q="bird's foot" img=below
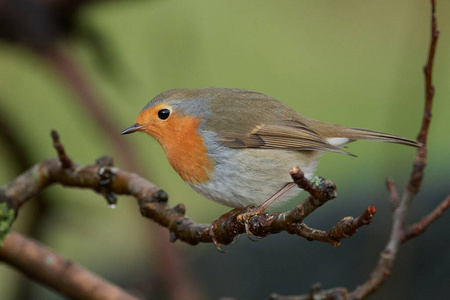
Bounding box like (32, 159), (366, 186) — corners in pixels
(236, 182), (298, 235)
(236, 205), (264, 235)
(208, 207), (245, 252)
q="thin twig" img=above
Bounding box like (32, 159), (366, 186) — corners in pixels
(326, 206), (376, 245)
(386, 178), (399, 210)
(51, 130), (72, 169)
(402, 195), (450, 243)
(290, 166), (337, 202)
(408, 0), (439, 194)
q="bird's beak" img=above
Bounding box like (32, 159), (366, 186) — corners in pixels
(121, 123), (145, 135)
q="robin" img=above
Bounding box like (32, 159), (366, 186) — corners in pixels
(122, 88), (420, 216)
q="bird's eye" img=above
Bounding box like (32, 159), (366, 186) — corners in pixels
(158, 108), (170, 120)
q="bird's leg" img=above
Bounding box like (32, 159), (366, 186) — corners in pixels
(237, 182), (298, 235)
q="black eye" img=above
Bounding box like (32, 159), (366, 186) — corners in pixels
(158, 109), (170, 120)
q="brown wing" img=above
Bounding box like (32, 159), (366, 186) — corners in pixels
(218, 120), (355, 156)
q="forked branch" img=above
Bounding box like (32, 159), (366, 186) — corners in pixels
(271, 1), (447, 299)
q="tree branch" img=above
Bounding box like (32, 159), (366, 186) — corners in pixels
(0, 130), (372, 249)
(272, 1), (446, 299)
(348, 1), (440, 299)
(402, 195), (450, 243)
(408, 0), (439, 195)
(0, 231), (140, 300)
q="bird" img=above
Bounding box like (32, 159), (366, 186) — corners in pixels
(121, 88), (421, 214)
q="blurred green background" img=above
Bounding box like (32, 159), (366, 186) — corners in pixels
(0, 0), (449, 299)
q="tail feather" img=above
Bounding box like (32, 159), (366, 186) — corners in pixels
(341, 127), (422, 148)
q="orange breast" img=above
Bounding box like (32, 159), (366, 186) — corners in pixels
(136, 107), (213, 184)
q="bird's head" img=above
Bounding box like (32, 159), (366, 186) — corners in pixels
(121, 89), (210, 141)
(121, 89), (214, 183)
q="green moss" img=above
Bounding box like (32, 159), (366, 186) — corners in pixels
(310, 176), (324, 187)
(0, 202), (15, 247)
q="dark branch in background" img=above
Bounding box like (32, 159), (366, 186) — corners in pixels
(270, 1), (448, 299)
(0, 232), (140, 300)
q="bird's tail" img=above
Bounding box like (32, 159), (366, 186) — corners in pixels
(340, 127), (422, 148)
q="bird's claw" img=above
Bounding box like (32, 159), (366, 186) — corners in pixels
(207, 223), (227, 253)
(212, 236), (227, 253)
(236, 208), (263, 236)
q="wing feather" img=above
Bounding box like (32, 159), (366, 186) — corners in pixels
(218, 120), (355, 156)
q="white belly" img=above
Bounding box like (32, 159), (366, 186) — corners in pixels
(187, 136), (322, 208)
